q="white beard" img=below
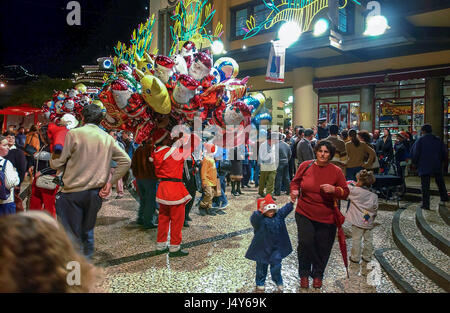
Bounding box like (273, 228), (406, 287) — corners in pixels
(173, 85), (195, 104)
(171, 55), (188, 75)
(154, 67), (173, 84)
(189, 61), (209, 81)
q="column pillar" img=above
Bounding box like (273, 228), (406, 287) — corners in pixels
(292, 67), (317, 129)
(360, 85), (374, 132)
(425, 77), (444, 139)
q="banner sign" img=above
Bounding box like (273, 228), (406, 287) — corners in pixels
(266, 40), (286, 84)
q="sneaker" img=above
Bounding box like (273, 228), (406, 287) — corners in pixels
(142, 224), (158, 230)
(219, 202), (229, 210)
(349, 260), (360, 274)
(361, 260), (371, 276)
(215, 209), (226, 215)
(183, 221), (189, 227)
(207, 210), (217, 216)
(255, 286), (265, 293)
(199, 208), (207, 216)
(169, 249), (189, 257)
(156, 247), (169, 254)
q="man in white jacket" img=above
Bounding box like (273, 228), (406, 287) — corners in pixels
(0, 135), (20, 216)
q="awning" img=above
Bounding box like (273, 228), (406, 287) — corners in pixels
(0, 104), (42, 116)
(314, 65), (450, 89)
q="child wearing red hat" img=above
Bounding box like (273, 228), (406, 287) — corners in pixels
(245, 195), (295, 293)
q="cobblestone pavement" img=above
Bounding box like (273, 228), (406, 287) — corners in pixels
(88, 183), (444, 293)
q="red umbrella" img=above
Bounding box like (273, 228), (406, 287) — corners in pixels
(334, 200), (349, 278)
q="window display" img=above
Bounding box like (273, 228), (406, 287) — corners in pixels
(318, 93), (360, 130)
(375, 80), (425, 135)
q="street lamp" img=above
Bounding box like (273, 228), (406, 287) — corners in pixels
(364, 15), (389, 36)
(278, 21), (302, 48)
(0, 82), (5, 88)
(313, 18), (329, 36)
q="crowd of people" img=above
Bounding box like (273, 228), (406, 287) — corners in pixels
(0, 106), (449, 292)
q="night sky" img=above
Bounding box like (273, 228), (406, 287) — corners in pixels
(0, 0), (150, 78)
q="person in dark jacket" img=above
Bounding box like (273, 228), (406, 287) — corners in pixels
(131, 139), (159, 229)
(378, 129), (394, 175)
(275, 133), (292, 196)
(317, 118), (329, 140)
(4, 131), (27, 212)
(245, 194), (294, 293)
(411, 124), (449, 210)
(394, 132), (410, 195)
(15, 127), (26, 149)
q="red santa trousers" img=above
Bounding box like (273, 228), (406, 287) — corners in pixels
(156, 203), (185, 246)
(29, 178), (58, 218)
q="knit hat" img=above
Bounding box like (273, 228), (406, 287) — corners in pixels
(257, 194), (278, 214)
(151, 128), (169, 145)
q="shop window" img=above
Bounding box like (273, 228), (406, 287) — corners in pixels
(399, 89), (425, 98)
(230, 1), (274, 40)
(318, 93), (360, 130)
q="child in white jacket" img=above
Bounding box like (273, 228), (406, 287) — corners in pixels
(0, 136), (20, 216)
(347, 169), (378, 275)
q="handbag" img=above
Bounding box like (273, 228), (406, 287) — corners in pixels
(24, 144), (37, 155)
(35, 145), (57, 190)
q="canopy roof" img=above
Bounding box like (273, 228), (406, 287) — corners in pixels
(0, 104), (42, 116)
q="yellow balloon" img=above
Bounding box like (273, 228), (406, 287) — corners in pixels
(75, 83), (87, 93)
(92, 100), (106, 111)
(139, 73), (171, 115)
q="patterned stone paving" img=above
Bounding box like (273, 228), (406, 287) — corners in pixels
(91, 182), (443, 293)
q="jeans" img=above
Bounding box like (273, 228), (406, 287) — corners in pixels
(255, 262), (282, 287)
(0, 202), (16, 217)
(213, 174), (228, 207)
(55, 189), (102, 259)
(136, 178), (158, 227)
(275, 163), (290, 195)
(346, 166), (364, 181)
(295, 213), (336, 279)
(420, 172), (449, 208)
(254, 163), (260, 186)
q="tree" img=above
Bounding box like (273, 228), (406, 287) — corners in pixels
(4, 76), (74, 108)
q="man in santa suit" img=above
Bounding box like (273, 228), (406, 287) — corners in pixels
(150, 129), (200, 257)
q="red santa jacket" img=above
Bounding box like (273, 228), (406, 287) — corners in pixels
(151, 134), (200, 205)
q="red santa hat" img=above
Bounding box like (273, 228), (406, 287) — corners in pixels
(194, 52), (212, 69)
(151, 128), (169, 144)
(257, 194), (278, 214)
(182, 41), (196, 52)
(178, 74), (200, 90)
(155, 55), (175, 69)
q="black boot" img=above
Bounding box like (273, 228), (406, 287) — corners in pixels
(237, 182), (243, 195)
(231, 181), (238, 196)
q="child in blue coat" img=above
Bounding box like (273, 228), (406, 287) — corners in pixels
(245, 194), (294, 293)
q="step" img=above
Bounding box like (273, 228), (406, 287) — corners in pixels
(438, 204), (450, 226)
(392, 208), (450, 292)
(374, 248), (444, 293)
(416, 207), (450, 256)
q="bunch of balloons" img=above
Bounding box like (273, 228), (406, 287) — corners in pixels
(42, 83), (100, 124)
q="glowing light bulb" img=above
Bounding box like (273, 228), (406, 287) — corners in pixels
(278, 21), (302, 48)
(313, 18), (329, 36)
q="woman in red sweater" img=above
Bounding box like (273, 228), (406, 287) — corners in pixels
(290, 140), (349, 289)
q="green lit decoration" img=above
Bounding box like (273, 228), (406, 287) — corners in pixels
(169, 0), (223, 55)
(243, 0), (361, 39)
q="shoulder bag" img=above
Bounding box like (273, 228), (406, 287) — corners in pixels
(35, 145), (57, 190)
